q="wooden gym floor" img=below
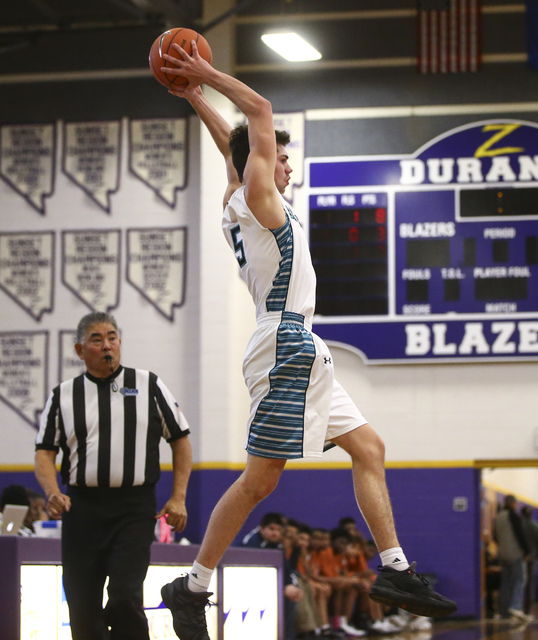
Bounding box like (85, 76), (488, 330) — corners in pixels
(385, 612), (538, 640)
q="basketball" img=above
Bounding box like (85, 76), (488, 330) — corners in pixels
(149, 28), (213, 88)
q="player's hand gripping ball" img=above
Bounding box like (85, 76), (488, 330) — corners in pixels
(149, 27), (212, 88)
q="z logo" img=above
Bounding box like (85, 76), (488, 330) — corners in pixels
(475, 124), (524, 158)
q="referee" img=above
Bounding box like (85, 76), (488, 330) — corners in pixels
(35, 311), (193, 640)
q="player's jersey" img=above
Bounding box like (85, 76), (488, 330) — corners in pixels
(222, 186), (316, 322)
(223, 185), (367, 460)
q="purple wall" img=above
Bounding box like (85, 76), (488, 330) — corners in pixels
(173, 466), (481, 618)
(0, 471), (44, 497)
(1, 465), (481, 617)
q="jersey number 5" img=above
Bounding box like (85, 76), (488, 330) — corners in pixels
(231, 225), (247, 267)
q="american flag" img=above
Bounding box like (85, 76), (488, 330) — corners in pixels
(417, 0), (482, 73)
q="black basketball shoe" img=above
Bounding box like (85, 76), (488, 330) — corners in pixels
(161, 575), (213, 640)
(369, 562), (457, 618)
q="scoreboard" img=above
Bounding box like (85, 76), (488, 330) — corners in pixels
(310, 195), (389, 317)
(308, 120), (538, 363)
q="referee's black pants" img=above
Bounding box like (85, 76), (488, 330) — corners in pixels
(62, 485), (157, 640)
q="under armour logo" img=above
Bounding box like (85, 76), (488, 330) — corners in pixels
(323, 357), (332, 364)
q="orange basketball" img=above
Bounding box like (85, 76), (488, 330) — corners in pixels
(149, 27), (212, 88)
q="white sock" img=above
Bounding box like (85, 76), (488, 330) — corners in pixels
(188, 561), (213, 592)
(380, 547), (409, 571)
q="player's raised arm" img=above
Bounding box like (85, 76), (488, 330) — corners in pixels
(170, 84), (241, 208)
(163, 42), (284, 228)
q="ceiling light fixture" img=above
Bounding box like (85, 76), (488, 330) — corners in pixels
(261, 33), (322, 62)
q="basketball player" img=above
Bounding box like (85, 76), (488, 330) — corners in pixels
(159, 43), (457, 640)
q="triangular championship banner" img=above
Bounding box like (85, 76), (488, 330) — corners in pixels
(417, 0), (482, 73)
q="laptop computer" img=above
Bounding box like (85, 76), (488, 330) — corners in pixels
(1, 504), (29, 535)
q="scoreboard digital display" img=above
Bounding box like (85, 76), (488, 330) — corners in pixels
(308, 120), (538, 363)
(310, 196), (388, 316)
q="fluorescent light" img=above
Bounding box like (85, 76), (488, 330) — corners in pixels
(261, 33), (322, 62)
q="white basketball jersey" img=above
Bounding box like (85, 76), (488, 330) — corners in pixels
(222, 186), (316, 322)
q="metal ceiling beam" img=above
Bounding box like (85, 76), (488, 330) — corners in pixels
(0, 0), (166, 39)
(129, 0), (199, 28)
(0, 21), (162, 36)
(102, 0), (148, 19)
(197, 0), (264, 33)
(27, 0), (61, 22)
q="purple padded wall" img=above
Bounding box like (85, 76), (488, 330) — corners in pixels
(1, 466), (481, 617)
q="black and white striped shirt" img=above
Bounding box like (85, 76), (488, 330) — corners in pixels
(36, 365), (190, 488)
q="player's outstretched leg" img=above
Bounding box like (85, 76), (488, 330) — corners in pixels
(161, 576), (212, 640)
(370, 562), (457, 618)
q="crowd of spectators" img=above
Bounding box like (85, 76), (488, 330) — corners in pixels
(240, 513), (434, 639)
